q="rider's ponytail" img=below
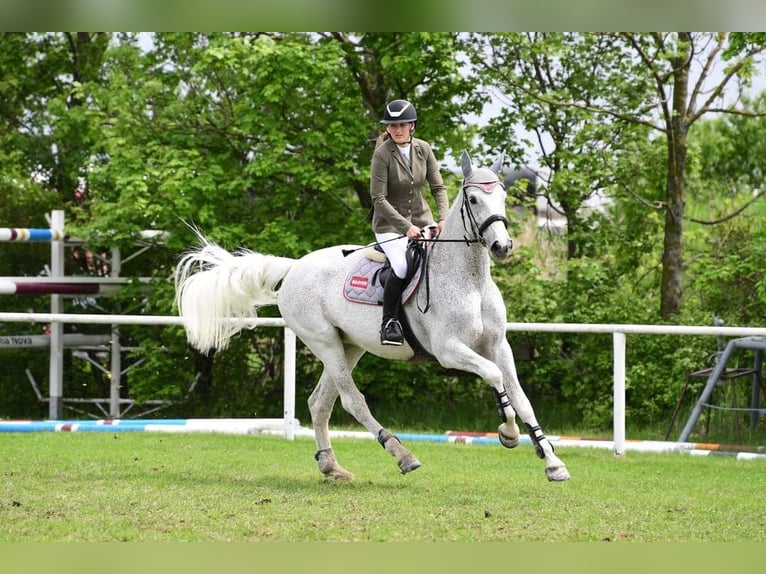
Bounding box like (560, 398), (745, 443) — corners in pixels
(374, 131), (390, 149)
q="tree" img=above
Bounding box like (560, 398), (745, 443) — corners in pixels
(67, 33), (484, 415)
(0, 32), (111, 417)
(468, 33), (652, 263)
(683, 93), (766, 325)
(471, 32), (766, 320)
(321, 32), (484, 180)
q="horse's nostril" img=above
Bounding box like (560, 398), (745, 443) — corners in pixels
(491, 241), (509, 258)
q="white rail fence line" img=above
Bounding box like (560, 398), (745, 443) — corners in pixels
(2, 312), (766, 454)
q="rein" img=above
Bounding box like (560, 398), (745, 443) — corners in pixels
(340, 228), (482, 258)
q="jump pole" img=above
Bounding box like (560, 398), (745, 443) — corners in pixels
(0, 227), (65, 242)
(0, 279), (122, 295)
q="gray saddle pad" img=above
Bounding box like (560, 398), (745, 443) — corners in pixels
(343, 248), (421, 305)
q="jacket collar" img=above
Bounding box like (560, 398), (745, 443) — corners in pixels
(386, 137), (420, 174)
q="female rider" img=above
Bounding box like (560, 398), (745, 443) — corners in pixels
(369, 99), (449, 345)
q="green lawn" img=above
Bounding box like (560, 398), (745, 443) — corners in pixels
(2, 431), (765, 542)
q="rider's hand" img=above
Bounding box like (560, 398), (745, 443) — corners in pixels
(405, 225), (421, 240)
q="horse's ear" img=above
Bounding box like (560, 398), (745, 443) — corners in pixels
(461, 150), (473, 179)
(490, 153), (505, 176)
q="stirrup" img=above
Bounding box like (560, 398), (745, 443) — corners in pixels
(380, 318), (403, 346)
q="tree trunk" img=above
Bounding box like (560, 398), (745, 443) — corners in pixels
(660, 34), (691, 321)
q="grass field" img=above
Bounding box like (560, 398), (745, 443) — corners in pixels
(2, 431), (765, 542)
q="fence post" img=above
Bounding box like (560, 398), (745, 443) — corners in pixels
(613, 331), (626, 456)
(109, 247), (122, 418)
(283, 327), (297, 440)
(48, 210), (65, 419)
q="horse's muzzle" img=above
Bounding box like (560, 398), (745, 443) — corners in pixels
(490, 238), (513, 260)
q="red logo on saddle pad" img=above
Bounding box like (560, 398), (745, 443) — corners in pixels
(350, 276), (369, 289)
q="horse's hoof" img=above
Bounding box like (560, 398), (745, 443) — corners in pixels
(316, 452), (355, 482)
(324, 468), (355, 482)
(498, 423), (520, 449)
(498, 432), (519, 449)
(546, 466), (571, 482)
(399, 457), (422, 475)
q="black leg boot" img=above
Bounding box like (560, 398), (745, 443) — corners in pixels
(380, 274), (405, 346)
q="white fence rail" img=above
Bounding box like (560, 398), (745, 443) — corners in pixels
(2, 311), (766, 454)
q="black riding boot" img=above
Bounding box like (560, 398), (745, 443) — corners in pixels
(380, 274), (406, 346)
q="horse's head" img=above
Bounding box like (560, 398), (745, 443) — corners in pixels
(459, 150), (513, 260)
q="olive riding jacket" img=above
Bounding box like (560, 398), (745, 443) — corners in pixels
(369, 137), (449, 235)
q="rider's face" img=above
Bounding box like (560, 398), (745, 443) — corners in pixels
(387, 122), (414, 145)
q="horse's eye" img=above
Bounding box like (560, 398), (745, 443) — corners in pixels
(469, 195), (478, 204)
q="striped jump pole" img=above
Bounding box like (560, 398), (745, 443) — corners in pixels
(0, 278), (123, 296)
(0, 228), (65, 242)
(0, 418), (300, 435)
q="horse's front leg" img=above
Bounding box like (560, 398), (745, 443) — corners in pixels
(491, 385), (521, 449)
(495, 343), (570, 482)
(437, 339), (570, 482)
(436, 341), (522, 447)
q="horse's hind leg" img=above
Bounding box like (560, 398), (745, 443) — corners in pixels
(333, 375), (422, 475)
(309, 343), (419, 478)
(309, 372), (354, 482)
(325, 351), (420, 475)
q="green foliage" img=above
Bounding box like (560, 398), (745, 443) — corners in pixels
(686, 217), (766, 325)
(3, 33), (766, 441)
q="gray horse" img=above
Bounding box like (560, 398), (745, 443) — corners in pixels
(175, 151), (570, 482)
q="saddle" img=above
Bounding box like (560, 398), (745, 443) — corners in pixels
(343, 235), (435, 360)
(342, 234), (430, 306)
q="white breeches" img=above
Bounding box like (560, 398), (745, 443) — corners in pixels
(375, 232), (409, 279)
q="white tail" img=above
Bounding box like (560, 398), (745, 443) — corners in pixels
(175, 235), (295, 353)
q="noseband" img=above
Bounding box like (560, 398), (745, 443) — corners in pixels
(460, 181), (509, 246)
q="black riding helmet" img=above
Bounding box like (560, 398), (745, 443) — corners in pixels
(381, 99), (417, 125)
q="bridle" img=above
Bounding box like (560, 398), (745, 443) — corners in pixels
(458, 179), (509, 246)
